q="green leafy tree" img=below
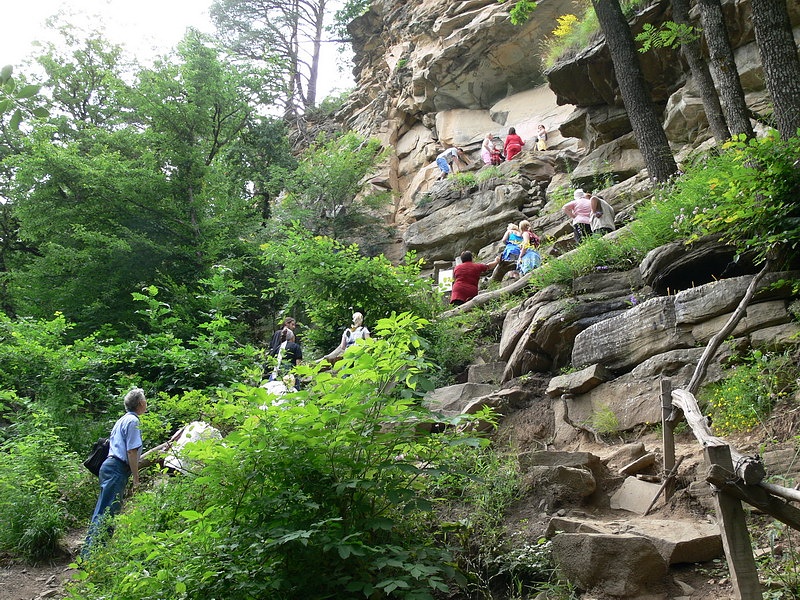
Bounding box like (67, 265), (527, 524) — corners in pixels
(0, 65), (49, 315)
(210, 0), (332, 120)
(32, 21), (131, 133)
(5, 30), (278, 335)
(263, 226), (436, 351)
(270, 131), (390, 243)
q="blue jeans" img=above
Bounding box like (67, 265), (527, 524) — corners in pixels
(83, 456), (130, 556)
(436, 157), (451, 174)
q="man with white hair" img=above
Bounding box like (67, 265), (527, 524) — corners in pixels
(563, 188), (594, 244)
(83, 387), (156, 556)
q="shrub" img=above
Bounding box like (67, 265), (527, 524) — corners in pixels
(0, 413), (96, 561)
(67, 313), (494, 599)
(451, 172), (477, 189)
(671, 132), (800, 263)
(263, 226), (440, 352)
(699, 350), (799, 435)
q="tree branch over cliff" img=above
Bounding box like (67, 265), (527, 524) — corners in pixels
(440, 272), (533, 319)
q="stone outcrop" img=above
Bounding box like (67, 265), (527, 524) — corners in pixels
(551, 533), (668, 597)
(340, 0), (800, 262)
(344, 1), (800, 594)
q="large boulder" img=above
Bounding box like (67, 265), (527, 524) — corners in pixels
(570, 133), (647, 189)
(547, 517), (723, 565)
(404, 182), (528, 262)
(571, 296), (693, 372)
(551, 533), (667, 597)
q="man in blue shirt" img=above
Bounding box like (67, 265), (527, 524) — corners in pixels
(83, 387), (150, 556)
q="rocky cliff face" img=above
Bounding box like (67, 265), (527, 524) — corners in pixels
(340, 0), (799, 264)
(337, 3), (800, 596)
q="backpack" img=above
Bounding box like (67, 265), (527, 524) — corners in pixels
(268, 329), (284, 356)
(83, 437), (110, 476)
(344, 326), (366, 347)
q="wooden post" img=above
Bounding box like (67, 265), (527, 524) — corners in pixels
(661, 379), (676, 498)
(705, 444), (763, 600)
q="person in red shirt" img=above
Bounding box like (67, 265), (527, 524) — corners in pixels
(450, 251), (500, 306)
(504, 127), (525, 160)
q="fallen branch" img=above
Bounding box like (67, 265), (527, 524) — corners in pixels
(672, 389), (765, 485)
(441, 271), (533, 318)
(642, 455), (685, 516)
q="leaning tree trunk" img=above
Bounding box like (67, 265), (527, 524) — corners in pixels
(696, 0), (755, 139)
(672, 0), (730, 143)
(750, 0), (800, 140)
(591, 0), (678, 182)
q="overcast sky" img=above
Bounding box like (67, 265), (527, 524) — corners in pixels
(2, 0), (351, 98)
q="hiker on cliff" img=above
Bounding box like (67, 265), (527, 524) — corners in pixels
(536, 124), (548, 151)
(481, 133), (503, 165)
(490, 223), (523, 282)
(504, 127), (525, 160)
(322, 312), (371, 362)
(516, 220), (542, 275)
(563, 188), (593, 244)
(590, 194), (616, 236)
(435, 146), (468, 179)
(450, 251), (500, 306)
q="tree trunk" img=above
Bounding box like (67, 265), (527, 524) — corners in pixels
(304, 0), (326, 108)
(672, 0), (730, 143)
(750, 0), (800, 140)
(591, 0), (678, 182)
(696, 0), (755, 139)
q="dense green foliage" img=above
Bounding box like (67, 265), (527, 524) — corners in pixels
(3, 30), (289, 338)
(269, 132), (392, 246)
(67, 314), (493, 599)
(699, 350), (799, 435)
(0, 413), (96, 561)
(263, 226), (439, 351)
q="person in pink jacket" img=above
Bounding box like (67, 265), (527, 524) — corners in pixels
(503, 127), (525, 160)
(563, 188), (593, 244)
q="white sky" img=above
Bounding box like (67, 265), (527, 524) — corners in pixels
(2, 0), (351, 98)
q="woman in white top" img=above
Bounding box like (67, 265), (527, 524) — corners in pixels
(480, 133), (501, 165)
(322, 312), (371, 362)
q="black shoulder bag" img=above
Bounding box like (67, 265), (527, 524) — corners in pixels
(83, 438), (110, 476)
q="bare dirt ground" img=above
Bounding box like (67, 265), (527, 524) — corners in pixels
(0, 530), (82, 600)
(0, 559), (75, 600)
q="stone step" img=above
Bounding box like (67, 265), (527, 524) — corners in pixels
(546, 515), (723, 566)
